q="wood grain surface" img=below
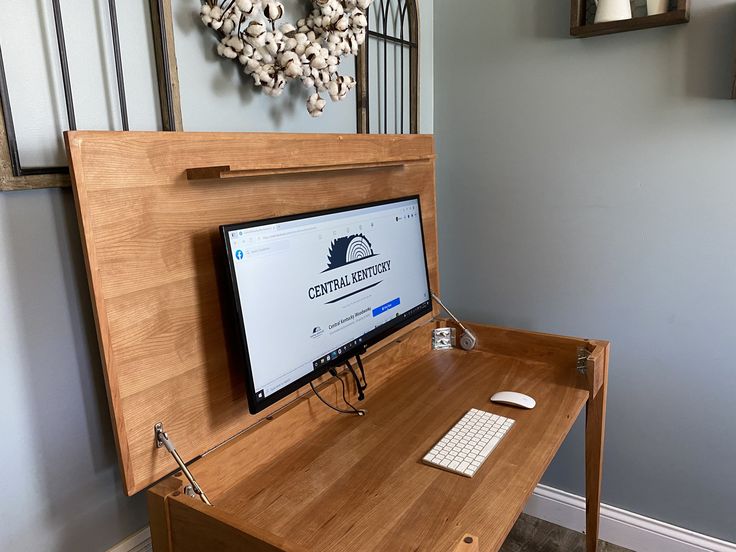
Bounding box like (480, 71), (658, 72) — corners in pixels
(179, 329), (590, 552)
(65, 131), (437, 495)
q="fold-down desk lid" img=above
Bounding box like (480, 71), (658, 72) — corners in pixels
(65, 131), (438, 495)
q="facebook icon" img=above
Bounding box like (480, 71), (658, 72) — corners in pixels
(235, 250), (244, 260)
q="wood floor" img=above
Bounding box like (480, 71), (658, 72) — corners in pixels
(501, 514), (634, 552)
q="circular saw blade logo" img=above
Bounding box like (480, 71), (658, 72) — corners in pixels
(324, 234), (376, 272)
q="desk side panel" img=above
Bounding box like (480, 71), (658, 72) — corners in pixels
(168, 496), (308, 552)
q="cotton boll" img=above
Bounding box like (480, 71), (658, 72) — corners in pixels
(327, 55), (338, 67)
(304, 44), (320, 59)
(342, 75), (356, 89)
(347, 33), (360, 53)
(307, 93), (326, 117)
(310, 54), (327, 70)
(352, 11), (367, 30)
(280, 23), (296, 35)
(356, 0), (372, 9)
(335, 75), (355, 99)
(246, 21), (266, 39)
(221, 17), (235, 34)
(272, 72), (286, 91)
(226, 7), (242, 25)
(200, 4), (213, 24)
(236, 0), (253, 14)
(246, 21), (267, 46)
(219, 45), (237, 59)
(327, 80), (339, 101)
(279, 51), (301, 77)
(335, 16), (349, 32)
(255, 64), (275, 87)
(272, 31), (285, 52)
(264, 1), (284, 22)
(263, 32), (279, 56)
(257, 47), (274, 64)
(226, 36), (244, 52)
(294, 33), (309, 55)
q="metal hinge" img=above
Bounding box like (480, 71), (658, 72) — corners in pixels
(576, 346), (590, 375)
(155, 422), (212, 506)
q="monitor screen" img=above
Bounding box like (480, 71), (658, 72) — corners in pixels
(221, 196), (432, 414)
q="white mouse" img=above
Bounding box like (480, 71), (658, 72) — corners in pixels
(490, 391), (536, 409)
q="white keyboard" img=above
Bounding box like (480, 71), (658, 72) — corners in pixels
(422, 408), (515, 477)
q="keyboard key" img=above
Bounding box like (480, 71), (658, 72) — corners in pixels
(480, 437), (501, 457)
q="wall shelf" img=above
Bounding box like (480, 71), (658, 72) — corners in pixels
(570, 0), (690, 38)
(186, 158), (433, 182)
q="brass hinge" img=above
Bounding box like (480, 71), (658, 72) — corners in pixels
(576, 346), (590, 375)
(155, 422), (212, 506)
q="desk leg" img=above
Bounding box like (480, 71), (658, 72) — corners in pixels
(585, 348), (609, 552)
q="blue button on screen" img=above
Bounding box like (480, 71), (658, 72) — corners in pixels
(373, 297), (401, 317)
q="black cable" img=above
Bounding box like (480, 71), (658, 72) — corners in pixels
(309, 374), (364, 416)
(345, 359), (366, 401)
(337, 373), (363, 414)
(355, 354), (367, 390)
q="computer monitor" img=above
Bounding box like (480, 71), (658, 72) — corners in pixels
(221, 196), (432, 414)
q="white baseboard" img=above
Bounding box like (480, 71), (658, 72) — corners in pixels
(524, 484), (736, 552)
(107, 486), (736, 552)
(106, 527), (151, 552)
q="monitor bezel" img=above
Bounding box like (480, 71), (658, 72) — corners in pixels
(220, 195), (433, 414)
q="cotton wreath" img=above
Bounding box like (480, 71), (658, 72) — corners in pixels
(199, 0), (372, 117)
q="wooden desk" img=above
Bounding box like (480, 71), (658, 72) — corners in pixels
(150, 321), (607, 552)
(65, 131), (608, 552)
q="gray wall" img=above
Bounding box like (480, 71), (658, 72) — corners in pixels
(435, 0), (736, 543)
(0, 1), (432, 550)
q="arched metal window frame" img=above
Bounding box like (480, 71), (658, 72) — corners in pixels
(356, 0), (419, 134)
